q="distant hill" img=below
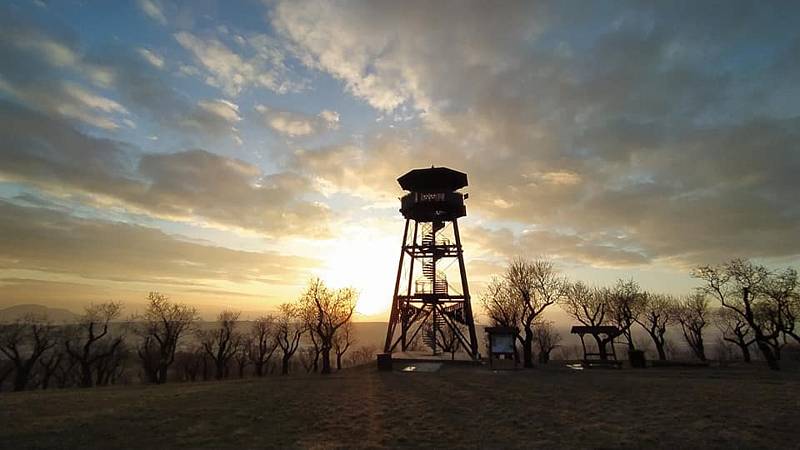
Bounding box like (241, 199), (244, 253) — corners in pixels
(0, 304), (79, 323)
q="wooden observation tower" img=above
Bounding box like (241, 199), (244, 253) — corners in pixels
(383, 167), (479, 359)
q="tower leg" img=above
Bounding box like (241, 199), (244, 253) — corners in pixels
(453, 219), (479, 358)
(401, 222), (419, 351)
(384, 219), (410, 353)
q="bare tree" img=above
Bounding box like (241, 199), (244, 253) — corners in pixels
(299, 347), (318, 373)
(234, 337), (250, 378)
(299, 278), (357, 374)
(762, 267), (799, 345)
(0, 315), (56, 391)
(199, 310), (241, 380)
(248, 315), (277, 377)
(275, 303), (303, 375)
(492, 258), (566, 368)
(347, 345), (377, 367)
(693, 259), (788, 370)
(714, 307), (755, 362)
(299, 303), (322, 373)
(533, 319), (561, 364)
(481, 276), (523, 359)
(0, 359), (14, 392)
(333, 320), (355, 370)
(560, 282), (615, 360)
(634, 293), (675, 361)
(607, 279), (645, 352)
(176, 346), (204, 382)
(37, 339), (64, 390)
(136, 292), (198, 384)
(95, 341), (129, 386)
(64, 302), (125, 388)
(674, 293), (710, 362)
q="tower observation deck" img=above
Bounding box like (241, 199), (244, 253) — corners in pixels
(384, 166), (479, 359)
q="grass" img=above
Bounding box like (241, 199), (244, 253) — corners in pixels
(1, 362), (799, 449)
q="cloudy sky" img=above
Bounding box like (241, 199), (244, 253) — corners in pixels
(1, 0), (798, 319)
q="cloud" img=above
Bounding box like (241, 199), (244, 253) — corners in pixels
(182, 99), (243, 143)
(0, 200), (318, 285)
(256, 105), (339, 137)
(0, 101), (332, 238)
(136, 48), (164, 68)
(276, 1), (800, 267)
(137, 0), (167, 25)
(0, 78), (129, 130)
(0, 9), (126, 129)
(174, 31), (304, 97)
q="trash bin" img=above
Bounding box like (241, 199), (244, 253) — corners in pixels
(628, 350), (646, 368)
(376, 353), (392, 371)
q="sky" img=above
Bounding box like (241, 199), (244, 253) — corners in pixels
(1, 0), (799, 320)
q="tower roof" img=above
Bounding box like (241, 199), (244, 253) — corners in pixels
(397, 166), (468, 192)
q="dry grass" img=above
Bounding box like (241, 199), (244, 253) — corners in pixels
(1, 363), (799, 449)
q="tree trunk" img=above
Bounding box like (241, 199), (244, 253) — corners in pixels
(592, 334), (608, 361)
(321, 347), (332, 374)
(281, 355), (290, 375)
(655, 343), (666, 361)
(538, 351), (550, 364)
(80, 362), (93, 388)
(738, 342), (751, 363)
(12, 367), (30, 392)
(522, 328), (534, 368)
(755, 339), (779, 370)
(215, 360), (225, 380)
(255, 361), (264, 377)
(157, 366), (168, 384)
(336, 353), (343, 371)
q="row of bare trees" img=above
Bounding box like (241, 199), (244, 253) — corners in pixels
(0, 302), (130, 392)
(0, 278), (369, 392)
(482, 257), (799, 370)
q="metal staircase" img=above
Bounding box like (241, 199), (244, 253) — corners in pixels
(415, 222), (449, 295)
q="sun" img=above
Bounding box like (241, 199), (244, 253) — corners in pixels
(316, 225), (400, 319)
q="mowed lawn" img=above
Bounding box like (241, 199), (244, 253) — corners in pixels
(1, 363), (799, 449)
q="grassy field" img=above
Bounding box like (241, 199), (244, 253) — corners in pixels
(1, 362), (799, 449)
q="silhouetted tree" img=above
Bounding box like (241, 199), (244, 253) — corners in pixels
(533, 319), (561, 364)
(674, 293), (710, 361)
(299, 278), (357, 374)
(0, 359), (14, 392)
(136, 292), (198, 384)
(347, 345), (377, 367)
(64, 302), (125, 388)
(714, 307), (755, 362)
(37, 346), (63, 390)
(0, 315), (56, 391)
(561, 282), (616, 360)
(176, 346), (204, 382)
(300, 304), (322, 373)
(95, 340), (129, 386)
(634, 293), (675, 360)
(490, 258), (566, 368)
(693, 259), (790, 370)
(333, 320), (355, 370)
(199, 310), (241, 380)
(299, 346), (318, 373)
(249, 315), (277, 377)
(762, 267), (799, 345)
(234, 338), (250, 378)
(607, 279), (645, 352)
(481, 275), (523, 359)
(275, 303), (303, 375)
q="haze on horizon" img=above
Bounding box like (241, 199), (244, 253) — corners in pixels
(1, 0), (798, 321)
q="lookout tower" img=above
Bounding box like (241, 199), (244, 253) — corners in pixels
(383, 166), (479, 359)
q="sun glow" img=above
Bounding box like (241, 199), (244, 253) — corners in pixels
(316, 225), (400, 319)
